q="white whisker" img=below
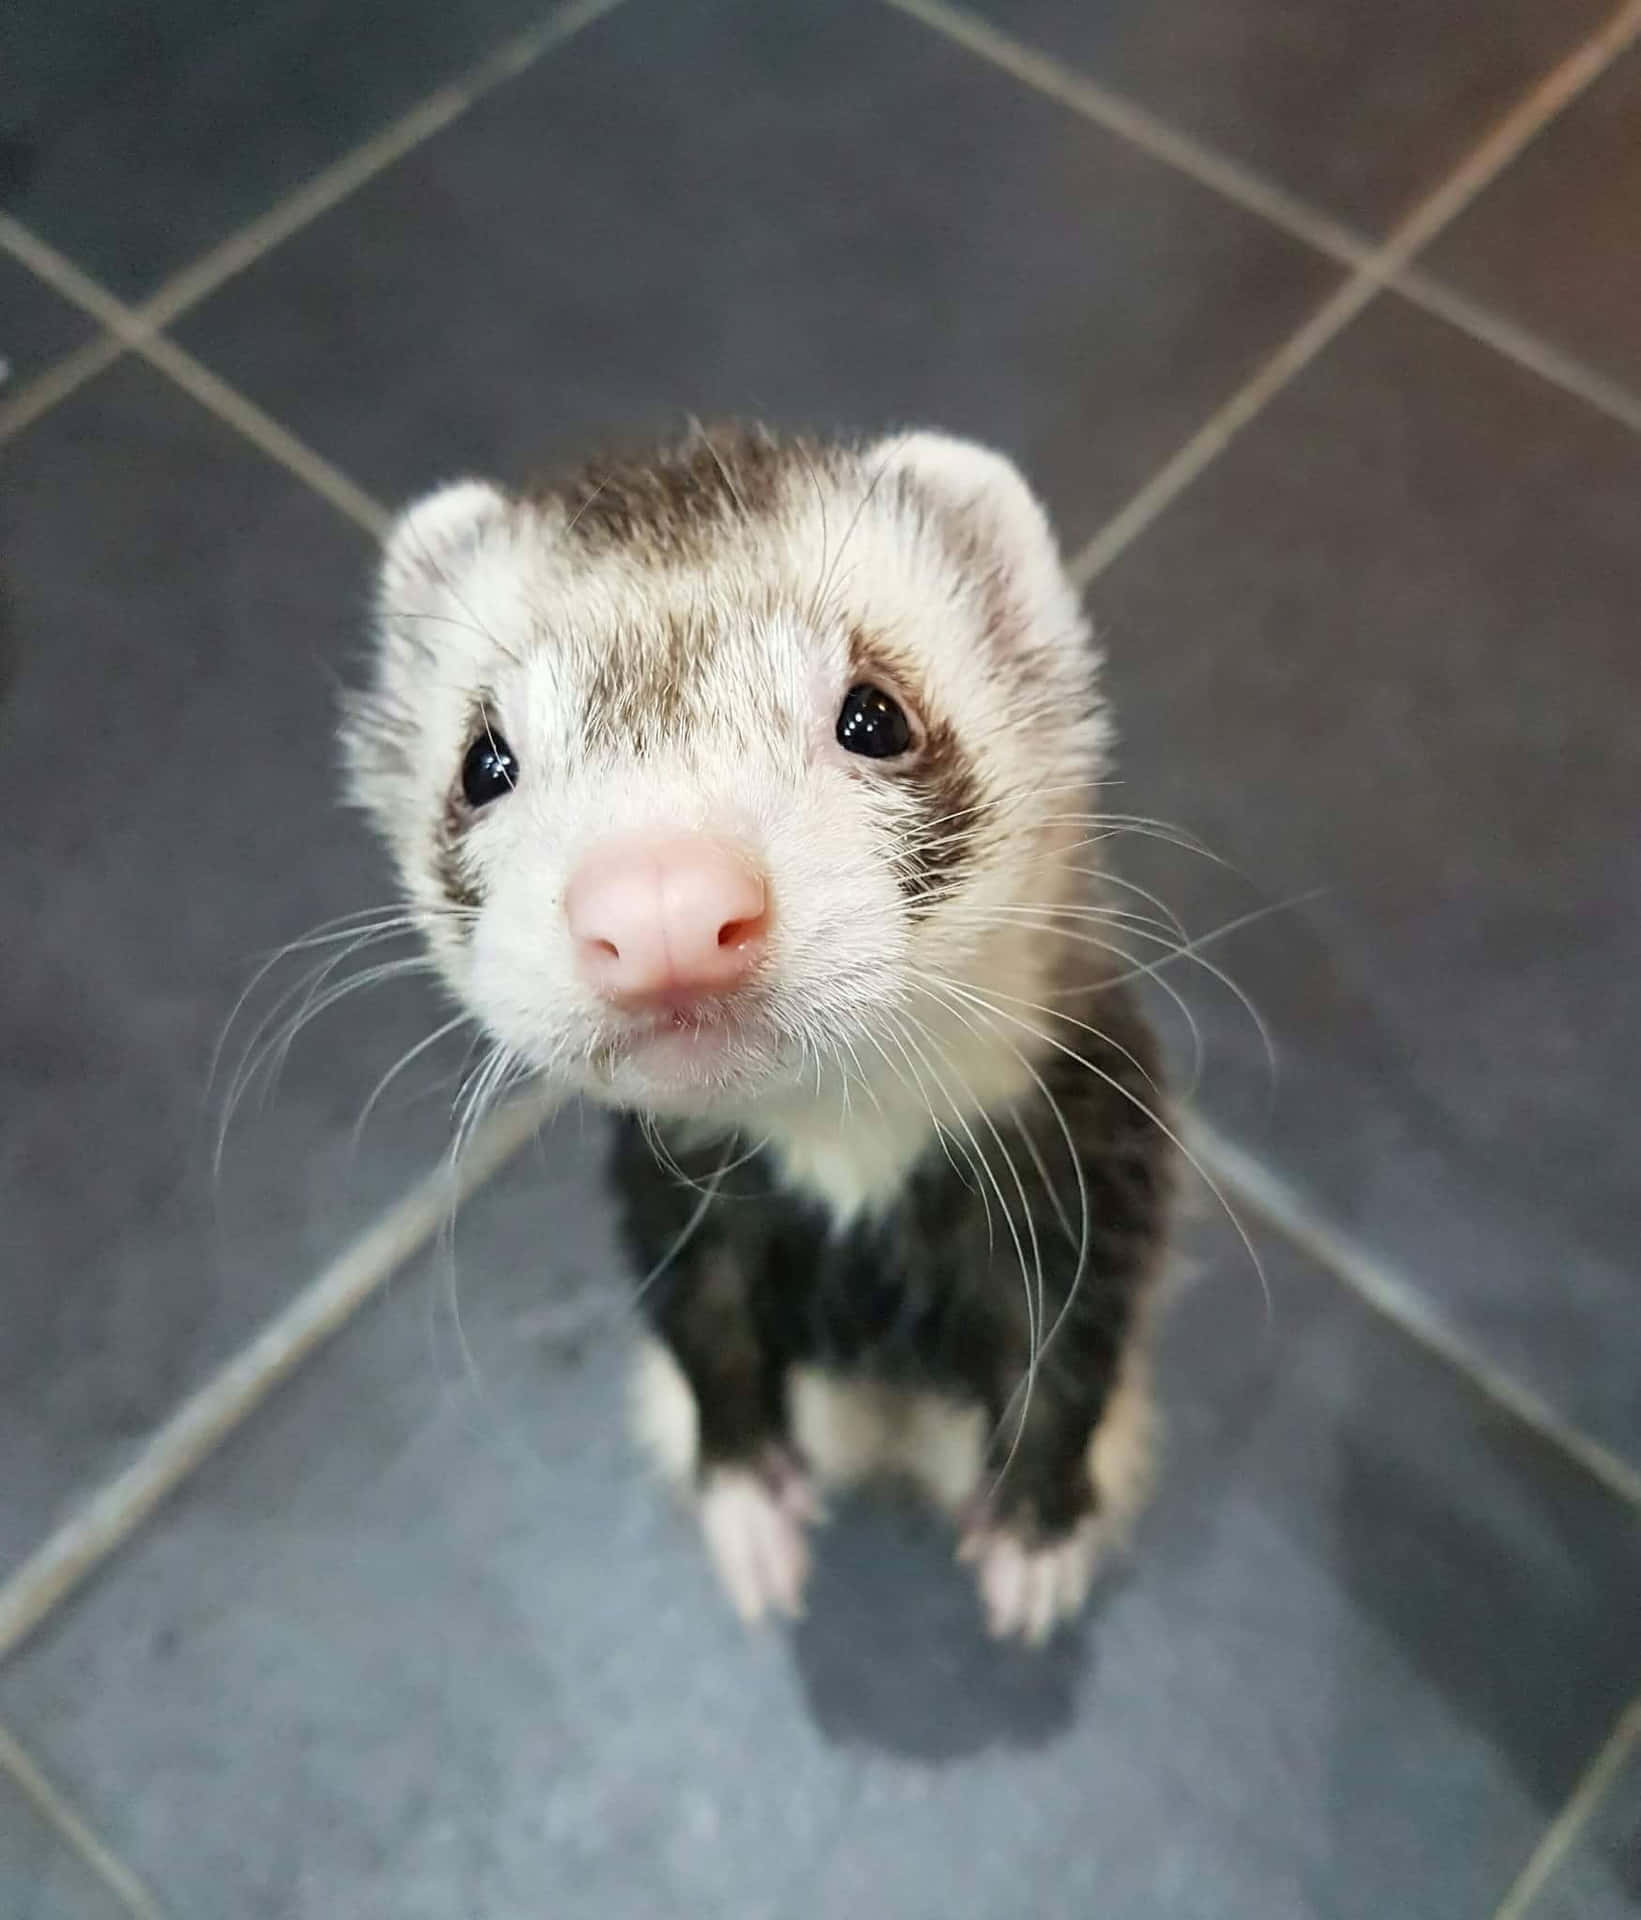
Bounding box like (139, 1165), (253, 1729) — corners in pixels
(350, 1012), (473, 1154)
(632, 1140), (739, 1302)
(890, 1008), (1044, 1484)
(936, 975), (1270, 1321)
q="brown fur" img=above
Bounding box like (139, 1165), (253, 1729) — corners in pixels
(550, 423), (814, 559)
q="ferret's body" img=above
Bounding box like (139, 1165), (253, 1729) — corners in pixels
(343, 426), (1173, 1641)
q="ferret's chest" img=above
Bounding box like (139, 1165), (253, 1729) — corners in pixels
(615, 1115), (994, 1381)
(755, 1171), (1000, 1381)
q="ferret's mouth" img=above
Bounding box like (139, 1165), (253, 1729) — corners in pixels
(588, 1000), (786, 1100)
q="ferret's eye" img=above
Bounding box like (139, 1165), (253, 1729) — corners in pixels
(836, 684), (912, 760)
(461, 729), (518, 808)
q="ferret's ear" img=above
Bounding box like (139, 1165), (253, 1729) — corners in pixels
(343, 481), (511, 821)
(867, 432), (1063, 572)
(378, 479), (512, 603)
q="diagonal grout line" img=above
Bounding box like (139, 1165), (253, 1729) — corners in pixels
(0, 0), (1632, 1674)
(1069, 270), (1379, 584)
(0, 215), (137, 332)
(1396, 264), (1641, 437)
(0, 216), (390, 534)
(1373, 0), (1641, 260)
(0, 333), (126, 446)
(0, 211), (537, 1663)
(0, 1721), (168, 1920)
(1187, 1116), (1641, 1514)
(892, 0), (1641, 1518)
(1068, 0), (1641, 582)
(136, 333), (391, 537)
(133, 0), (629, 335)
(0, 0), (626, 454)
(0, 1095), (554, 1668)
(5, 0), (1639, 480)
(1493, 1687), (1641, 1920)
(886, 0), (1641, 584)
(881, 0), (1377, 273)
(0, 219), (136, 448)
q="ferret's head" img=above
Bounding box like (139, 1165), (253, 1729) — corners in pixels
(343, 428), (1106, 1125)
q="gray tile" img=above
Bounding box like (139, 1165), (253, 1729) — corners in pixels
(0, 0), (564, 295)
(3, 1131), (1639, 1919)
(0, 361), (478, 1570)
(1090, 294), (1641, 1467)
(1426, 46), (1641, 400)
(174, 0), (1339, 539)
(1524, 1728), (1641, 1918)
(0, 1743), (138, 1920)
(0, 256), (92, 396)
(964, 0), (1611, 234)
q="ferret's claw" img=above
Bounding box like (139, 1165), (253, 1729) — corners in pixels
(699, 1460), (817, 1624)
(960, 1516), (1103, 1645)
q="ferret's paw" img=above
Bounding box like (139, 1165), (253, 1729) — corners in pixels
(958, 1516), (1103, 1646)
(699, 1456), (818, 1625)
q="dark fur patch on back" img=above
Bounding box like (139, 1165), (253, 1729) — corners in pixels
(550, 423), (809, 560)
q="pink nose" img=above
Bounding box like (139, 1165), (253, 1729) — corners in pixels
(565, 835), (770, 1005)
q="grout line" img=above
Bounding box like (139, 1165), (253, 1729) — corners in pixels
(880, 0), (1376, 274)
(1371, 0), (1641, 263)
(132, 0), (629, 335)
(0, 0), (627, 455)
(1069, 0), (1641, 582)
(134, 334), (391, 537)
(894, 0), (1641, 1519)
(0, 216), (390, 534)
(6, 0), (1640, 485)
(0, 0), (1630, 1685)
(1186, 1115), (1641, 1514)
(885, 0), (1641, 584)
(1396, 265), (1641, 437)
(0, 1095), (554, 1667)
(1493, 1688), (1641, 1920)
(0, 332), (126, 447)
(0, 1720), (167, 1920)
(0, 215), (137, 333)
(1068, 270), (1379, 584)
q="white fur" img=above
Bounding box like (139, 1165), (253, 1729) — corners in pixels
(631, 1340), (819, 1622)
(634, 1340), (988, 1511)
(961, 1347), (1157, 1643)
(385, 479), (510, 568)
(628, 1337), (699, 1485)
(344, 429), (1108, 1201)
(633, 1336), (1155, 1638)
(789, 1366), (987, 1512)
(353, 429), (1142, 1639)
(961, 1522), (1102, 1645)
(698, 1469), (813, 1623)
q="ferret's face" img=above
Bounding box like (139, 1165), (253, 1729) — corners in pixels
(343, 430), (1105, 1120)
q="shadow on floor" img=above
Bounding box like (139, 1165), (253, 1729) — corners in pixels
(789, 1491), (1108, 1762)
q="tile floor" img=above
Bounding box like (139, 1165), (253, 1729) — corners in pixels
(2, 1), (1638, 1914)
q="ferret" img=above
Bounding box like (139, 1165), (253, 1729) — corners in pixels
(341, 425), (1173, 1645)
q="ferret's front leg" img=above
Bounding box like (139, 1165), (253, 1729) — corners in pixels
(959, 1299), (1155, 1646)
(634, 1244), (819, 1624)
(614, 1118), (820, 1622)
